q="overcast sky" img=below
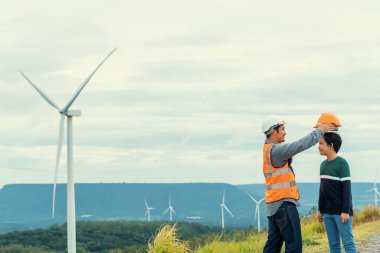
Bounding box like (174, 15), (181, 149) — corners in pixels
(1, 0), (380, 186)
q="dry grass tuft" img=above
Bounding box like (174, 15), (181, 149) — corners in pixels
(147, 224), (191, 253)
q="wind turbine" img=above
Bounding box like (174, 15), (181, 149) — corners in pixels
(367, 170), (380, 207)
(21, 48), (116, 253)
(247, 192), (265, 232)
(145, 199), (155, 222)
(163, 196), (176, 221)
(220, 190), (234, 229)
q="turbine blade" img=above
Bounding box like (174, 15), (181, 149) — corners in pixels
(247, 192), (258, 203)
(259, 198), (265, 203)
(52, 114), (65, 219)
(172, 208), (176, 215)
(222, 190), (225, 204)
(62, 48), (117, 113)
(20, 71), (60, 111)
(224, 205), (234, 217)
(163, 208), (169, 215)
(144, 199), (148, 208)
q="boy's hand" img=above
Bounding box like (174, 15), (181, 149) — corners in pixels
(341, 212), (350, 223)
(317, 212), (323, 223)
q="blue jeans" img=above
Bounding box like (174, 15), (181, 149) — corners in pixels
(323, 214), (357, 253)
(263, 202), (302, 253)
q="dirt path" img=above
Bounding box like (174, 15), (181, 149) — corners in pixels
(360, 233), (380, 253)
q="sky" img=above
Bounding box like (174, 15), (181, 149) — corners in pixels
(1, 0), (380, 186)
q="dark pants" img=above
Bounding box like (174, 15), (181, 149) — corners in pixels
(263, 202), (302, 253)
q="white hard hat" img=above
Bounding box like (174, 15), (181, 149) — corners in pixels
(262, 115), (286, 134)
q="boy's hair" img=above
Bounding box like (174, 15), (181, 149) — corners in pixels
(323, 132), (342, 153)
(266, 124), (282, 139)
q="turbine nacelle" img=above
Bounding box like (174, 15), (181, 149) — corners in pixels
(61, 110), (81, 117)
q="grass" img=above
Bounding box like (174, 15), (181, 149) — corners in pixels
(147, 224), (191, 253)
(148, 205), (380, 253)
(196, 232), (267, 253)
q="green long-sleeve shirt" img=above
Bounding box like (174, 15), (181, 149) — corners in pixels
(318, 156), (353, 215)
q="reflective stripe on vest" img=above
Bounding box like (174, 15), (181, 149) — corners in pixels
(264, 168), (293, 178)
(266, 180), (297, 190)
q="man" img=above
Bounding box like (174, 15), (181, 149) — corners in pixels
(261, 115), (333, 253)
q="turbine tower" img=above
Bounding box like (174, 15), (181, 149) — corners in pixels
(247, 192), (265, 232)
(21, 48), (116, 253)
(367, 170), (380, 207)
(145, 199), (155, 222)
(163, 196), (176, 221)
(220, 190), (233, 229)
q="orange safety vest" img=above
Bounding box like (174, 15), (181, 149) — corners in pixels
(263, 142), (300, 203)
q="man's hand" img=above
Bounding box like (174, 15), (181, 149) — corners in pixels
(317, 212), (323, 223)
(316, 123), (335, 133)
(341, 212), (350, 223)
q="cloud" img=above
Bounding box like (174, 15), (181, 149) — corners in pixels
(1, 1), (380, 184)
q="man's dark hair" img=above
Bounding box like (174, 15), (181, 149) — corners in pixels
(323, 132), (342, 153)
(266, 124), (282, 139)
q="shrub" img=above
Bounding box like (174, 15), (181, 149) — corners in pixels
(354, 205), (380, 224)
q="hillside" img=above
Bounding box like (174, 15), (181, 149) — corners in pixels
(0, 183), (375, 233)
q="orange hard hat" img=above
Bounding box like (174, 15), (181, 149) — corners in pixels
(314, 112), (341, 128)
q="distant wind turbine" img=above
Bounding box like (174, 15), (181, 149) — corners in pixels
(21, 48), (117, 253)
(220, 190), (234, 229)
(163, 196), (176, 221)
(145, 199), (155, 222)
(367, 170), (380, 207)
(247, 192), (265, 232)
